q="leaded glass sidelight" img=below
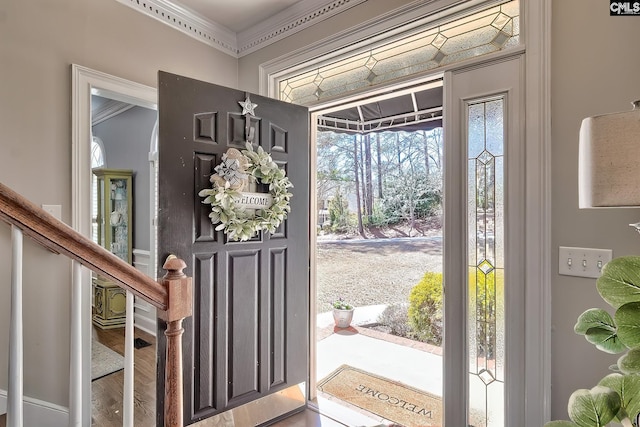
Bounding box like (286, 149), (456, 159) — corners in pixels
(278, 0), (519, 105)
(468, 98), (504, 427)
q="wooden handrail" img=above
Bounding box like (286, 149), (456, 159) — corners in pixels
(0, 181), (192, 427)
(0, 182), (168, 310)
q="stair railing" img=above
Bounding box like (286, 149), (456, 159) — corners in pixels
(0, 182), (192, 427)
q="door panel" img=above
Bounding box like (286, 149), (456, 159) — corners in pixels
(157, 71), (310, 425)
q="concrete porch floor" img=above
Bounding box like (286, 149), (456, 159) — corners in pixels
(307, 305), (443, 426)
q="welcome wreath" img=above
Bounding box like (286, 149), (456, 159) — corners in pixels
(198, 142), (293, 242)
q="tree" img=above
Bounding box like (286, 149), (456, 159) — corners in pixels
(364, 133), (373, 221)
(316, 127), (444, 235)
(376, 133), (383, 199)
(353, 134), (364, 235)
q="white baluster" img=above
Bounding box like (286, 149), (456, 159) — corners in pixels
(69, 261), (83, 427)
(123, 290), (134, 427)
(7, 226), (23, 427)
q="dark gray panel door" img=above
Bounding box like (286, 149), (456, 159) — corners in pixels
(156, 71), (309, 425)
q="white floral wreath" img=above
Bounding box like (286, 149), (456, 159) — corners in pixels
(199, 142), (293, 242)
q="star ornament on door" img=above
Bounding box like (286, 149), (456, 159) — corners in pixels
(239, 96), (258, 116)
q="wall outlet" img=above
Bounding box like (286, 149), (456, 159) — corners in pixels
(558, 246), (613, 279)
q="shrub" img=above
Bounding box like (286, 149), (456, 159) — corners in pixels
(408, 272), (443, 346)
(328, 191), (352, 232)
(364, 200), (390, 227)
(414, 188), (442, 217)
(377, 304), (412, 337)
(469, 267), (502, 359)
(404, 269), (502, 353)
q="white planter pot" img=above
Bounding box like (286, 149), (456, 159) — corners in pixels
(333, 308), (354, 328)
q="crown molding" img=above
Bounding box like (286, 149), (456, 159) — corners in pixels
(236, 0), (367, 57)
(92, 99), (135, 126)
(114, 0), (237, 56)
(114, 0), (366, 58)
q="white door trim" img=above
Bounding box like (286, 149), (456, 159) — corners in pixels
(261, 0), (552, 425)
(70, 64), (157, 426)
(522, 0), (552, 424)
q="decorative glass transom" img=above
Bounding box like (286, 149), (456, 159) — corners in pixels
(468, 97), (505, 427)
(278, 0), (519, 105)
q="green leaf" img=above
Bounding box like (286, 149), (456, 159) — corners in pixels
(618, 348), (640, 374)
(597, 256), (640, 309)
(575, 309), (626, 353)
(544, 422), (578, 427)
(584, 327), (627, 354)
(568, 386), (620, 427)
(598, 373), (640, 422)
(575, 309), (616, 334)
(616, 302), (640, 348)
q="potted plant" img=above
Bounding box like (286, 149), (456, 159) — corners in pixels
(332, 298), (354, 328)
(546, 256), (640, 427)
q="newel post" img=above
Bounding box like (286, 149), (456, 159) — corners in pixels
(159, 256), (192, 427)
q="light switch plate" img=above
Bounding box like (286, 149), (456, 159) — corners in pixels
(559, 246), (613, 279)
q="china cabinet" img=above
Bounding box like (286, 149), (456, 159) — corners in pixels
(92, 168), (133, 328)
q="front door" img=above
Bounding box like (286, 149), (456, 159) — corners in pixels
(156, 71), (310, 425)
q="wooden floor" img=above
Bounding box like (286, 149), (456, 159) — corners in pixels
(0, 409), (345, 427)
(0, 330), (352, 427)
(0, 327), (157, 427)
(92, 326), (157, 427)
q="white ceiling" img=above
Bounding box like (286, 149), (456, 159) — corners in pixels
(177, 0), (303, 33)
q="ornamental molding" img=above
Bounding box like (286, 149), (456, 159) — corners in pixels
(114, 0), (366, 58)
(236, 0), (367, 57)
(114, 0), (237, 55)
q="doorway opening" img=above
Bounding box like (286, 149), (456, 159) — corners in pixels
(71, 64), (159, 426)
(311, 79), (445, 426)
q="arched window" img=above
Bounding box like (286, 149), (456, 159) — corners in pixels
(91, 136), (105, 168)
(91, 136), (106, 242)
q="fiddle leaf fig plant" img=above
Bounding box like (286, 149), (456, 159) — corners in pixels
(546, 256), (640, 427)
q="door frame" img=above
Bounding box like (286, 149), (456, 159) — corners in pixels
(70, 64), (157, 425)
(260, 1), (551, 425)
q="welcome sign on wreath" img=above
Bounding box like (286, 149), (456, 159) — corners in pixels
(198, 97), (293, 242)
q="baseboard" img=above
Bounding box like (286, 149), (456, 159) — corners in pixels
(133, 249), (157, 337)
(133, 248), (151, 277)
(134, 310), (157, 337)
(0, 389), (68, 427)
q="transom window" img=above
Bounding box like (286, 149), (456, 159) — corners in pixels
(278, 0), (519, 105)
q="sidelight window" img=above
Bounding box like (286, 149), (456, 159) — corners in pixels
(467, 97), (505, 427)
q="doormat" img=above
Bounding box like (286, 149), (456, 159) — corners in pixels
(91, 340), (124, 381)
(317, 365), (442, 427)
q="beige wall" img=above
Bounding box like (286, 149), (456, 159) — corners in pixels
(0, 0), (237, 407)
(551, 0), (640, 420)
